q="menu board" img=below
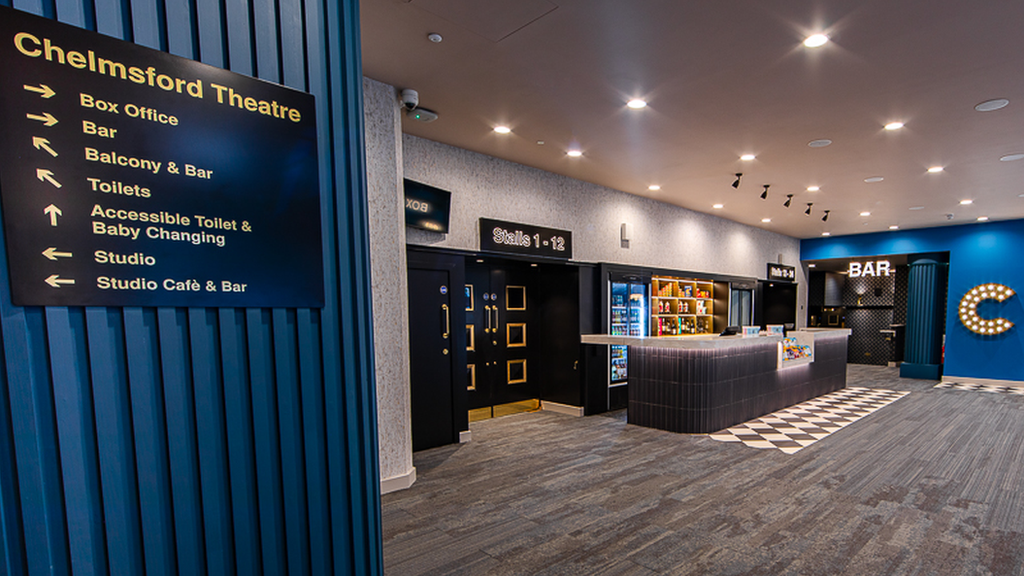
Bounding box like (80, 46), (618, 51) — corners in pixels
(0, 6), (324, 307)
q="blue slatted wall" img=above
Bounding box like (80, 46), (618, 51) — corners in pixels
(0, 0), (383, 574)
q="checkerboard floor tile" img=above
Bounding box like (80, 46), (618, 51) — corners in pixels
(934, 381), (1024, 395)
(708, 387), (909, 454)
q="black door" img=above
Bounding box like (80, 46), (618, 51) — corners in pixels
(406, 249), (468, 452)
(465, 261), (536, 410)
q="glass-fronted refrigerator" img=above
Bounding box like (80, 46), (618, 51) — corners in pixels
(609, 279), (648, 386)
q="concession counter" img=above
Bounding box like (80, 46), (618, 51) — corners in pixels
(581, 329), (851, 433)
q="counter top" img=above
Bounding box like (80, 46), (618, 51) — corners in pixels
(581, 328), (850, 350)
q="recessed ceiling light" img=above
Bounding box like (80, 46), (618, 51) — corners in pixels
(860, 211), (871, 216)
(884, 121), (904, 131)
(803, 34), (829, 47)
(864, 176), (884, 183)
(427, 33), (443, 43)
(1000, 153), (1024, 162)
(927, 166), (944, 173)
(494, 125), (511, 134)
(909, 206), (924, 210)
(822, 232), (831, 236)
(627, 99), (647, 109)
(567, 149), (583, 157)
(889, 225), (899, 230)
(648, 184), (661, 191)
(978, 216), (989, 221)
(713, 203), (724, 209)
(975, 99), (1009, 112)
(806, 186), (820, 192)
(808, 139), (832, 148)
(761, 218), (771, 223)
(740, 154), (756, 161)
(960, 199), (973, 205)
(808, 264), (816, 268)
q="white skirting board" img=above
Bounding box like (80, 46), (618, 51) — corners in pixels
(380, 466), (417, 495)
(541, 401), (584, 417)
(941, 375), (1024, 387)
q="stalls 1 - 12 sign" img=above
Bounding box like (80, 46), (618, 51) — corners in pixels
(479, 218), (572, 259)
(0, 6), (324, 307)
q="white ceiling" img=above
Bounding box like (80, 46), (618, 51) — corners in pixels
(360, 0), (1024, 239)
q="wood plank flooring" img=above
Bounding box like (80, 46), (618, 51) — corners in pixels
(383, 365), (1024, 575)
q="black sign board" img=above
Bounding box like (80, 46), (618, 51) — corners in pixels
(0, 6), (323, 307)
(767, 263), (796, 282)
(404, 179), (451, 233)
(479, 218), (572, 260)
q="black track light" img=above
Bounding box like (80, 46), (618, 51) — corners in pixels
(761, 184), (769, 200)
(821, 210), (830, 222)
(732, 173), (743, 188)
(784, 194), (793, 208)
(805, 202), (813, 215)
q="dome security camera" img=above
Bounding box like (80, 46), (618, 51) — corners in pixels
(400, 89), (419, 110)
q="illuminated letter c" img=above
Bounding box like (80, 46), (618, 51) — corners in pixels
(959, 283), (1015, 335)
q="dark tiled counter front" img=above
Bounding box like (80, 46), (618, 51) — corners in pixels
(582, 331), (850, 433)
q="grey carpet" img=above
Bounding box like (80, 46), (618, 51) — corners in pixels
(383, 365), (1024, 575)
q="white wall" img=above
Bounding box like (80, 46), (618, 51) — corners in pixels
(363, 78), (415, 493)
(404, 135), (806, 291)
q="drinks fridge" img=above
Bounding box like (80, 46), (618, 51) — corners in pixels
(609, 279), (648, 385)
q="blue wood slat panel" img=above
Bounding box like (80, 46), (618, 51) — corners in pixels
(123, 308), (176, 576)
(247, 308), (287, 575)
(85, 308), (144, 576)
(252, 0), (280, 81)
(92, 0), (131, 39)
(279, 0), (305, 90)
(2, 0), (384, 574)
(195, 0), (227, 67)
(218, 308), (262, 576)
(0, 324), (27, 576)
(45, 307), (108, 576)
(157, 308), (207, 576)
(223, 0), (253, 73)
(273, 309), (311, 576)
(164, 0), (197, 58)
(297, 308), (331, 574)
(188, 309), (235, 576)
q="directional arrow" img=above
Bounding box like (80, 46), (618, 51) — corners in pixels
(44, 204), (62, 226)
(32, 137), (58, 157)
(36, 169), (61, 188)
(44, 275), (75, 288)
(26, 112), (58, 127)
(42, 247), (72, 261)
(23, 84), (55, 99)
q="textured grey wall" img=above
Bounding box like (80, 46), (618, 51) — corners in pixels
(404, 135), (806, 301)
(363, 78), (414, 486)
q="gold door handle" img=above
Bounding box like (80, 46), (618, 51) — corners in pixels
(491, 306), (499, 333)
(441, 304), (450, 339)
(484, 305), (491, 333)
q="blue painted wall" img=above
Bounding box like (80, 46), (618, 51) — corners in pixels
(0, 0), (383, 575)
(802, 219), (1024, 383)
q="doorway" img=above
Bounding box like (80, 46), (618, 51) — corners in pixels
(465, 260), (538, 419)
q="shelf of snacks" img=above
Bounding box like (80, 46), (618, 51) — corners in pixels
(651, 276), (722, 336)
(779, 332), (815, 368)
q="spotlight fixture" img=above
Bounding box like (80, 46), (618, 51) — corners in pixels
(805, 203), (813, 215)
(761, 184), (769, 200)
(784, 194), (793, 208)
(821, 210), (830, 222)
(732, 173), (742, 188)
